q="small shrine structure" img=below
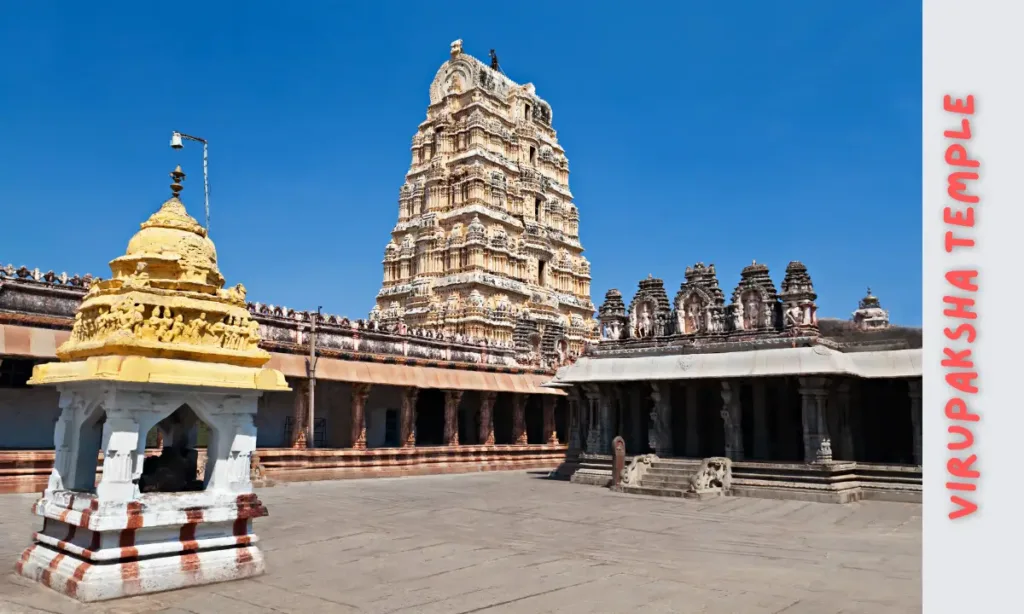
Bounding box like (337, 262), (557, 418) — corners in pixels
(14, 167), (289, 602)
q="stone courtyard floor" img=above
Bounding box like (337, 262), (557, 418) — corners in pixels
(0, 471), (920, 614)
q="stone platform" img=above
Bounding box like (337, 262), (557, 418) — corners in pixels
(14, 489), (267, 602)
(1, 471), (921, 613)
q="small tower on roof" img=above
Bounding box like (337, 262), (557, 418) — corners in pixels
(852, 287), (890, 330)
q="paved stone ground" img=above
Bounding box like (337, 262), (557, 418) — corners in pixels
(0, 471), (921, 614)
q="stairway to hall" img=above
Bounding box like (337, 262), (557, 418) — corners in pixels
(616, 458), (703, 498)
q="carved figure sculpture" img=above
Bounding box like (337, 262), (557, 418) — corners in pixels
(686, 456), (732, 495)
(732, 301), (744, 330)
(743, 293), (760, 330)
(620, 454), (658, 486)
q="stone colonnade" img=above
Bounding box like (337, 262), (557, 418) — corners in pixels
(287, 379), (561, 449)
(570, 376), (923, 466)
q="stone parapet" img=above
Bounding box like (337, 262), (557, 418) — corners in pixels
(0, 266), (556, 375)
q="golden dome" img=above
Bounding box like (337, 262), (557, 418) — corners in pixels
(51, 165), (272, 370)
(110, 167), (224, 289)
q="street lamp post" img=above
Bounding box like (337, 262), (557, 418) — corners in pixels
(170, 131), (211, 233)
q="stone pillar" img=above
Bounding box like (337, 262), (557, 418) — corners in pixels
(444, 389), (463, 446)
(719, 381), (744, 461)
(400, 387), (418, 447)
(291, 378), (308, 449)
(542, 396), (559, 444)
(96, 409), (143, 501)
(567, 390), (582, 452)
(350, 383), (371, 450)
(833, 380), (855, 461)
(685, 383), (699, 457)
(798, 377), (832, 464)
(478, 391), (496, 445)
(909, 379), (922, 465)
(582, 385), (601, 453)
(597, 385), (614, 455)
(511, 394), (528, 444)
(649, 383), (672, 456)
(752, 379), (770, 460)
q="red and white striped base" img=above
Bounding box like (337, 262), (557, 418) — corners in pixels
(16, 541), (264, 602)
(14, 490), (268, 602)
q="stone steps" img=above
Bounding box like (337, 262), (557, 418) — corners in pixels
(631, 460), (700, 498)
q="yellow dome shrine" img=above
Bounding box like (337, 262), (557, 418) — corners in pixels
(30, 166), (287, 391)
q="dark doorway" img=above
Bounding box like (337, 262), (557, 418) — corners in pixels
(415, 389), (445, 446)
(493, 393), (514, 444)
(525, 396), (543, 443)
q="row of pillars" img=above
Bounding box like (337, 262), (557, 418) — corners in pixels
(577, 377), (922, 466)
(288, 380), (560, 449)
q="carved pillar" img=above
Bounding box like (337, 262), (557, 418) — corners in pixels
(542, 396), (558, 444)
(798, 377), (832, 464)
(511, 394), (529, 444)
(833, 380), (855, 461)
(719, 381), (744, 461)
(444, 389), (463, 446)
(649, 383), (672, 456)
(291, 378), (309, 449)
(399, 387), (419, 447)
(909, 379), (922, 465)
(582, 385), (601, 453)
(752, 379), (769, 460)
(478, 391), (496, 445)
(96, 409), (143, 501)
(350, 383), (372, 450)
(567, 390), (582, 452)
(685, 384), (699, 457)
(598, 385), (614, 455)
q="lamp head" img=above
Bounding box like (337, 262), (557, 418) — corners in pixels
(170, 132), (183, 149)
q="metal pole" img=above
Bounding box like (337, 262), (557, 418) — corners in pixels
(202, 141), (210, 234)
(307, 307), (321, 448)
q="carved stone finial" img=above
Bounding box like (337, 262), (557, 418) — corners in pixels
(170, 166), (186, 199)
(450, 39), (463, 58)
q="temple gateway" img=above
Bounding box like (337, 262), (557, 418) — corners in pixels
(0, 41), (921, 506)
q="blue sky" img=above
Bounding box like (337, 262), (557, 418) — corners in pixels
(0, 2), (921, 325)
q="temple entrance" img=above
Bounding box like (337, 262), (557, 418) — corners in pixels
(415, 389), (445, 446)
(858, 379), (915, 464)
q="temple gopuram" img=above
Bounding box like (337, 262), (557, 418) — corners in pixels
(374, 39), (598, 362)
(546, 262), (922, 503)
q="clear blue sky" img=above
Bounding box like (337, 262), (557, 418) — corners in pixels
(0, 2), (921, 325)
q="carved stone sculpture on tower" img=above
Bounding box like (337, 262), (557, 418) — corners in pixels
(374, 40), (596, 355)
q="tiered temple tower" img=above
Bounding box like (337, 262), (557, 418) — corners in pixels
(374, 40), (596, 364)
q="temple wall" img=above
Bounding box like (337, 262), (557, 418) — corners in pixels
(0, 388), (61, 448)
(255, 390), (294, 448)
(366, 385), (406, 448)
